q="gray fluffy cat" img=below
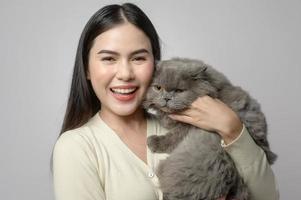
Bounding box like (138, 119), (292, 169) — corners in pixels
(143, 58), (277, 200)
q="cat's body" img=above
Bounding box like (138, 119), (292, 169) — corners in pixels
(156, 128), (249, 200)
(143, 58), (277, 200)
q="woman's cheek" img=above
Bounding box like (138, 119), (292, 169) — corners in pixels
(141, 62), (155, 84)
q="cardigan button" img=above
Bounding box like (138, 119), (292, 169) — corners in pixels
(148, 171), (154, 178)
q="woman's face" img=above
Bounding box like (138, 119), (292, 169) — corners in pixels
(87, 23), (154, 117)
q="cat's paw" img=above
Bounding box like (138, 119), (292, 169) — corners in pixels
(147, 135), (166, 153)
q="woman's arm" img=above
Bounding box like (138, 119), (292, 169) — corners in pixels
(168, 95), (279, 200)
(223, 124), (279, 200)
(52, 131), (106, 200)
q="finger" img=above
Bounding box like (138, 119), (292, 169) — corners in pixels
(191, 95), (213, 108)
(191, 96), (205, 107)
(202, 95), (213, 101)
(174, 108), (195, 116)
(168, 114), (194, 124)
(175, 108), (206, 118)
(199, 95), (213, 102)
(214, 98), (225, 104)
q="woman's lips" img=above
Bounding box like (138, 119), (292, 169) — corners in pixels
(111, 85), (136, 89)
(110, 86), (138, 101)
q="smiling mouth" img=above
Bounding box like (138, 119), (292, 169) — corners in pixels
(110, 86), (139, 102)
(110, 87), (138, 94)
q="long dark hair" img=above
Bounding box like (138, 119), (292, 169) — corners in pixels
(60, 3), (161, 136)
(50, 3), (161, 173)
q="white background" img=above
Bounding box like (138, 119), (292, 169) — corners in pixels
(0, 0), (300, 199)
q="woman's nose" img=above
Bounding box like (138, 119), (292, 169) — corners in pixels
(116, 60), (135, 81)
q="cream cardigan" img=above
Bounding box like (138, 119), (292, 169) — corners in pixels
(53, 112), (278, 200)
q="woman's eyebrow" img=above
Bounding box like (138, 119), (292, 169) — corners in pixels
(130, 49), (150, 56)
(97, 50), (119, 55)
(97, 49), (150, 56)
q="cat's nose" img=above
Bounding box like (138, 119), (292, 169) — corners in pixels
(164, 97), (171, 102)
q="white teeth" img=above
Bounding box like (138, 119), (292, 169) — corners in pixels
(111, 88), (136, 94)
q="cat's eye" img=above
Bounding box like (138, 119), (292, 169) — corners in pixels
(153, 85), (162, 91)
(175, 89), (184, 93)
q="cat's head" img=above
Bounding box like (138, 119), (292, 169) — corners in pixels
(143, 58), (223, 114)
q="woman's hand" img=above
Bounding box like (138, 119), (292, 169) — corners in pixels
(169, 95), (243, 144)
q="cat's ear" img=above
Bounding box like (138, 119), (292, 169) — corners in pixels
(190, 65), (207, 80)
(155, 60), (163, 71)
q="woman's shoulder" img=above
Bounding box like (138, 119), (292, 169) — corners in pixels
(52, 122), (104, 186)
(55, 127), (88, 147)
(54, 113), (105, 156)
(53, 127), (94, 161)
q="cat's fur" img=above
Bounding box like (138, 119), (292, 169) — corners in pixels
(143, 58), (277, 200)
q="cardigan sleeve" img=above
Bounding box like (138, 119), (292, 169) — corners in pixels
(223, 126), (279, 200)
(52, 131), (106, 200)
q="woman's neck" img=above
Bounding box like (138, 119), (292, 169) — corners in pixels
(99, 107), (147, 136)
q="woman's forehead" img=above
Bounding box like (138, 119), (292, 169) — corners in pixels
(91, 23), (152, 53)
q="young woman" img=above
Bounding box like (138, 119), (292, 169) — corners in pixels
(52, 3), (278, 200)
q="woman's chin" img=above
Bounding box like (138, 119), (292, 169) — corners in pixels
(110, 103), (143, 117)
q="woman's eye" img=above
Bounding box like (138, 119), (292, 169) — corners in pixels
(134, 57), (145, 60)
(132, 56), (146, 63)
(101, 57), (115, 62)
